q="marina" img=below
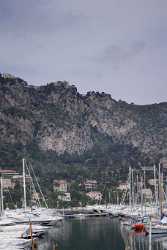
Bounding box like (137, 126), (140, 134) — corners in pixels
(0, 203), (166, 249)
(1, 161), (167, 249)
(0, 1), (166, 248)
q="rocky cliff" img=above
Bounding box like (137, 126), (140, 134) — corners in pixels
(0, 73), (167, 177)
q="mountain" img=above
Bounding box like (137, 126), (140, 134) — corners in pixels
(0, 73), (167, 186)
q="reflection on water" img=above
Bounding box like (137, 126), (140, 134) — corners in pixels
(120, 223), (166, 250)
(37, 218), (167, 250)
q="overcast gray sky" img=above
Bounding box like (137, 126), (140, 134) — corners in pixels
(0, 0), (167, 104)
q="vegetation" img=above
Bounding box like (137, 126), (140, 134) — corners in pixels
(0, 76), (166, 207)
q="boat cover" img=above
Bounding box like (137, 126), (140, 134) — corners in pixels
(161, 216), (167, 224)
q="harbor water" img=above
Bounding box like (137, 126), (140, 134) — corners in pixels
(38, 217), (167, 250)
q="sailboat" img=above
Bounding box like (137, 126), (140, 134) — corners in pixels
(130, 163), (167, 236)
(145, 164), (167, 235)
(7, 158), (63, 225)
(0, 176), (18, 226)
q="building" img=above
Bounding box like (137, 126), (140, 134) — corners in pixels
(12, 175), (32, 186)
(148, 179), (158, 186)
(53, 180), (68, 192)
(142, 188), (152, 201)
(86, 191), (102, 201)
(117, 182), (129, 191)
(84, 180), (97, 191)
(2, 178), (15, 189)
(0, 73), (16, 79)
(32, 192), (40, 201)
(0, 169), (33, 190)
(0, 169), (19, 189)
(58, 192), (71, 202)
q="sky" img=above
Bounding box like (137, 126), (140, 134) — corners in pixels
(0, 0), (167, 104)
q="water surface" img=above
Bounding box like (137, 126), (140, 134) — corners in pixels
(38, 217), (167, 250)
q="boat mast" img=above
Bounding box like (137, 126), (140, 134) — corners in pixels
(23, 158), (27, 211)
(153, 165), (158, 206)
(136, 173), (139, 205)
(159, 162), (163, 217)
(1, 176), (4, 216)
(149, 217), (152, 250)
(140, 175), (143, 217)
(132, 168), (135, 207)
(109, 190), (111, 205)
(129, 167), (132, 212)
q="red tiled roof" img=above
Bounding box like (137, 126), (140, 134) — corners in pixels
(53, 180), (67, 184)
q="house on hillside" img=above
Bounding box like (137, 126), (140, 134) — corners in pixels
(0, 169), (19, 189)
(12, 175), (32, 186)
(53, 180), (68, 192)
(58, 192), (71, 202)
(117, 182), (129, 191)
(86, 191), (102, 201)
(84, 180), (97, 191)
(142, 188), (152, 201)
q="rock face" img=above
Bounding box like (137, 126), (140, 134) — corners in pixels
(38, 126), (93, 155)
(0, 73), (167, 160)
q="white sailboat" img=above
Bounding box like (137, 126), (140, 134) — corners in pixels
(8, 158), (63, 225)
(0, 176), (17, 226)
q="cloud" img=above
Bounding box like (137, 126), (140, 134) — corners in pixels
(0, 0), (85, 35)
(0, 0), (167, 104)
(94, 41), (146, 69)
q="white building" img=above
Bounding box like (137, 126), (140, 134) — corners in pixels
(1, 73), (16, 79)
(84, 180), (97, 191)
(2, 178), (15, 189)
(117, 182), (129, 191)
(58, 192), (71, 202)
(142, 188), (152, 200)
(53, 180), (68, 192)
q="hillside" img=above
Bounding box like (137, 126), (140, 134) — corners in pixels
(0, 73), (167, 188)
